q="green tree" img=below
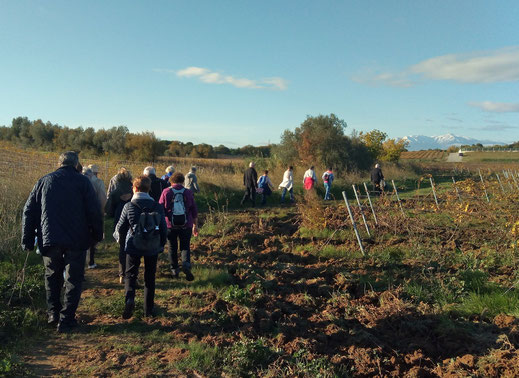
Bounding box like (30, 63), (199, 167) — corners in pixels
(359, 129), (387, 160)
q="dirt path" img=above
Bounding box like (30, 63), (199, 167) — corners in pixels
(447, 152), (463, 162)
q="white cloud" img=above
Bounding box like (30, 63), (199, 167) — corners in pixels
(469, 101), (519, 113)
(354, 46), (519, 87)
(160, 66), (287, 90)
(411, 47), (519, 83)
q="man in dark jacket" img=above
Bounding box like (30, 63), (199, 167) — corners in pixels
(114, 176), (167, 318)
(371, 163), (385, 193)
(143, 166), (167, 202)
(240, 162), (258, 207)
(21, 151), (104, 332)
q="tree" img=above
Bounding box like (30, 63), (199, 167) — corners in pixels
(381, 138), (408, 162)
(359, 129), (387, 160)
(125, 132), (164, 162)
(275, 114), (373, 173)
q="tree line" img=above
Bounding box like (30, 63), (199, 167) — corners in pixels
(0, 114), (407, 172)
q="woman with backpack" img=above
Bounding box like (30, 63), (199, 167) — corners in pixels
(257, 170), (274, 206)
(114, 176), (168, 319)
(159, 172), (198, 281)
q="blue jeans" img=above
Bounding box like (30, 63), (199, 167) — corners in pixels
(281, 187), (294, 203)
(324, 183), (331, 200)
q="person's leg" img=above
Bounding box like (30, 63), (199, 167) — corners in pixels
(179, 228), (194, 280)
(125, 254), (140, 302)
(143, 255), (158, 315)
(289, 188), (294, 202)
(42, 247), (65, 321)
(60, 249), (86, 324)
(88, 243), (96, 267)
(324, 183), (330, 200)
(118, 240), (126, 281)
(281, 187), (287, 202)
(251, 188), (256, 207)
(261, 193), (267, 205)
(167, 229), (179, 276)
(240, 189), (249, 205)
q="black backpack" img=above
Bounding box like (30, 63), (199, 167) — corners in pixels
(131, 202), (162, 252)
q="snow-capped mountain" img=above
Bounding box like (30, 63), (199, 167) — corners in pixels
(400, 134), (506, 151)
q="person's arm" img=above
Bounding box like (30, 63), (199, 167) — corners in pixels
(193, 175), (200, 193)
(187, 191), (199, 236)
(156, 204), (168, 246)
(84, 178), (104, 243)
(21, 181), (41, 250)
(114, 203), (130, 242)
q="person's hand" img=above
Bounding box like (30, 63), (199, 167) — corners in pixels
(192, 225), (199, 237)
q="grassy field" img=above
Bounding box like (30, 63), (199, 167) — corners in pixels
(2, 145), (519, 376)
(462, 151), (519, 163)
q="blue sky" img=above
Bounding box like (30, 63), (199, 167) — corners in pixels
(0, 1), (518, 146)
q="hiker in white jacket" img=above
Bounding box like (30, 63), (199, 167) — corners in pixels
(278, 166), (294, 203)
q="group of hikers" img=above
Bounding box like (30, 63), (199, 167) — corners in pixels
(241, 162), (385, 207)
(21, 152), (201, 331)
(20, 151), (385, 333)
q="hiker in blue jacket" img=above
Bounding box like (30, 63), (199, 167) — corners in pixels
(114, 175), (167, 319)
(322, 167), (335, 200)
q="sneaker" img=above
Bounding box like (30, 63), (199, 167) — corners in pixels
(183, 268), (194, 281)
(122, 298), (135, 319)
(171, 268), (180, 278)
(119, 276), (124, 284)
(47, 313), (59, 326)
(57, 319), (78, 333)
(87, 264), (97, 269)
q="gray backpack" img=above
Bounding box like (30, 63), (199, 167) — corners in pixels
(171, 188), (187, 228)
(131, 202), (161, 252)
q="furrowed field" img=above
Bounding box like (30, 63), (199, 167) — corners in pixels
(2, 145), (519, 376)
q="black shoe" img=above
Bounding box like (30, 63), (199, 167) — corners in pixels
(48, 313), (59, 326)
(144, 307), (155, 317)
(183, 268), (194, 281)
(57, 319), (78, 333)
(122, 298), (135, 319)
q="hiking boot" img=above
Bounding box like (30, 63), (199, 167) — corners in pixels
(144, 307), (155, 318)
(183, 268), (194, 281)
(57, 319), (78, 333)
(47, 313), (59, 326)
(122, 298), (135, 319)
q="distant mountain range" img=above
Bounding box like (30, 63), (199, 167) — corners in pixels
(399, 134), (507, 151)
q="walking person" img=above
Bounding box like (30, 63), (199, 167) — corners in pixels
(143, 166), (167, 202)
(303, 166), (317, 191)
(159, 172), (198, 281)
(114, 176), (168, 319)
(161, 165), (175, 185)
(322, 167), (335, 200)
(22, 151), (103, 332)
(184, 166), (200, 194)
(279, 166), (295, 203)
(240, 162), (258, 207)
(257, 170), (274, 206)
(86, 164), (107, 269)
(371, 163), (385, 194)
(105, 169), (133, 283)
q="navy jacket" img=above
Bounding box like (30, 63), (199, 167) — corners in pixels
(114, 193), (167, 257)
(22, 165), (104, 253)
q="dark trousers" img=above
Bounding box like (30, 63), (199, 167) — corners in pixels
(118, 240), (126, 277)
(241, 187), (256, 207)
(42, 247), (86, 323)
(167, 228), (192, 271)
(87, 243), (96, 266)
(125, 254), (158, 313)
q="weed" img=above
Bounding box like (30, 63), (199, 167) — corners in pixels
(223, 338), (278, 377)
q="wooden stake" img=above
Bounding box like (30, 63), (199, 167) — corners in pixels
(429, 177), (439, 209)
(342, 191), (365, 256)
(363, 182), (378, 225)
(452, 177), (462, 202)
(391, 180), (406, 217)
(496, 173), (505, 194)
(478, 169), (490, 202)
(352, 184), (371, 237)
